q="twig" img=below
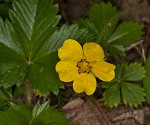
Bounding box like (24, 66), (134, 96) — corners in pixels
(86, 95), (112, 125)
(141, 43), (146, 63)
(125, 39), (144, 51)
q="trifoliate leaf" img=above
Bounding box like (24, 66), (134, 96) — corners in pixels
(144, 56), (150, 103)
(0, 102), (68, 125)
(121, 82), (145, 108)
(108, 22), (143, 46)
(0, 0), (91, 94)
(103, 63), (146, 108)
(103, 82), (120, 108)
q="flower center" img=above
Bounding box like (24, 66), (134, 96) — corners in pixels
(76, 59), (92, 74)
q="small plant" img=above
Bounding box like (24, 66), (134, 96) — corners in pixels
(0, 0), (149, 124)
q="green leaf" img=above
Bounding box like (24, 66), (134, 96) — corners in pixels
(122, 63), (146, 81)
(29, 59), (63, 94)
(113, 63), (146, 82)
(108, 44), (125, 56)
(0, 17), (27, 87)
(0, 87), (11, 101)
(108, 21), (143, 46)
(32, 102), (68, 125)
(144, 56), (150, 103)
(0, 103), (32, 125)
(0, 87), (12, 111)
(0, 18), (25, 55)
(0, 62), (27, 87)
(0, 102), (68, 125)
(9, 0), (60, 58)
(32, 101), (49, 118)
(0, 0), (90, 93)
(103, 63), (146, 108)
(89, 2), (119, 41)
(103, 82), (120, 108)
(121, 82), (145, 107)
(75, 3), (143, 56)
(34, 24), (92, 60)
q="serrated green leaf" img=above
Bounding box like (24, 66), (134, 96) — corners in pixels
(29, 62), (63, 94)
(0, 17), (27, 87)
(103, 63), (146, 108)
(9, 0), (60, 58)
(103, 83), (120, 108)
(0, 0), (91, 93)
(144, 56), (150, 103)
(122, 63), (146, 81)
(0, 18), (24, 56)
(113, 63), (146, 82)
(89, 3), (119, 41)
(121, 82), (145, 108)
(108, 22), (143, 46)
(75, 3), (143, 56)
(0, 62), (27, 87)
(34, 24), (92, 60)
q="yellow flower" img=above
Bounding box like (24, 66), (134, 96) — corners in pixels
(56, 39), (116, 95)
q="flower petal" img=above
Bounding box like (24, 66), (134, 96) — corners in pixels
(92, 61), (116, 81)
(83, 42), (104, 62)
(73, 73), (96, 95)
(56, 61), (78, 82)
(58, 39), (83, 62)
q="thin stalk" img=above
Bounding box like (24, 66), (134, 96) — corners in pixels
(86, 95), (112, 125)
(24, 79), (33, 108)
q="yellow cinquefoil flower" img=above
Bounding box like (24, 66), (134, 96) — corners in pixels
(56, 39), (116, 95)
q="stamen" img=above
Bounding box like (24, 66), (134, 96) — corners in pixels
(77, 59), (92, 74)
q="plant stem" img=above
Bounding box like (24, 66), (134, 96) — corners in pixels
(24, 79), (32, 108)
(86, 95), (112, 125)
